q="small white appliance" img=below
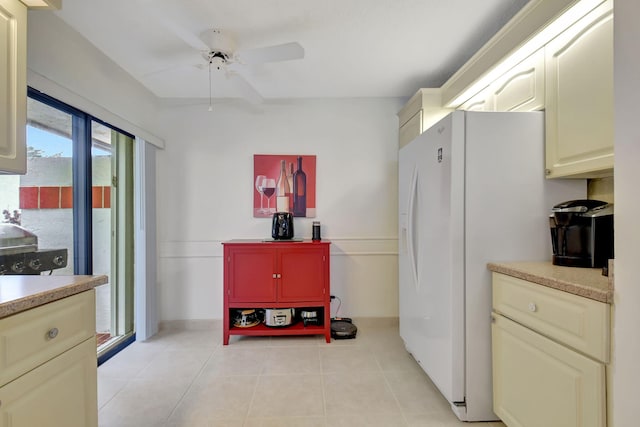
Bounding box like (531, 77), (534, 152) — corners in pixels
(264, 308), (295, 327)
(398, 111), (585, 421)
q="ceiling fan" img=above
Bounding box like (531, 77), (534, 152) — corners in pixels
(194, 28), (305, 107)
(136, 1), (305, 105)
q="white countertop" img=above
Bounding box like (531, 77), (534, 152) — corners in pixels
(0, 275), (108, 318)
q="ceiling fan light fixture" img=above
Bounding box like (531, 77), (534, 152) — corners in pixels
(199, 28), (235, 56)
(203, 51), (229, 71)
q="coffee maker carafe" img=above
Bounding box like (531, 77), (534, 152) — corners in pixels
(549, 199), (614, 268)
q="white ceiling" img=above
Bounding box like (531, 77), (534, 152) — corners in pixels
(52, 0), (531, 102)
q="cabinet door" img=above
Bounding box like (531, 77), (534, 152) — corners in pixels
(460, 90), (493, 111)
(0, 0), (26, 174)
(0, 338), (98, 427)
(278, 246), (327, 302)
(544, 0), (613, 178)
(492, 314), (605, 427)
(493, 49), (544, 112)
(460, 49), (544, 113)
(226, 246), (277, 303)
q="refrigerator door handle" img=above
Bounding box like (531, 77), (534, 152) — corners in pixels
(407, 165), (419, 292)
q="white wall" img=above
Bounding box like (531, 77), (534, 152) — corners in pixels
(155, 99), (403, 320)
(611, 1), (640, 425)
(26, 11), (404, 324)
(26, 11), (163, 147)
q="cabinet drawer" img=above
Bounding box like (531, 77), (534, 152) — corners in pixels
(492, 273), (609, 362)
(0, 290), (96, 386)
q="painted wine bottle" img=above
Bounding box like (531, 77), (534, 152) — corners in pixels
(287, 162), (294, 212)
(293, 156), (307, 217)
(276, 160), (289, 197)
(276, 159), (290, 212)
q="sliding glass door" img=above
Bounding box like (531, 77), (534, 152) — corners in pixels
(21, 88), (135, 355)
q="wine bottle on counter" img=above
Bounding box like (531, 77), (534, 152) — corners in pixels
(293, 156), (307, 217)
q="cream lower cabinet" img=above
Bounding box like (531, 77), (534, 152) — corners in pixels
(544, 0), (613, 178)
(492, 315), (605, 427)
(0, 290), (97, 427)
(0, 338), (97, 427)
(491, 273), (609, 427)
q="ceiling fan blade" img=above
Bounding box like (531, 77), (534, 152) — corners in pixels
(227, 72), (264, 104)
(236, 42), (304, 65)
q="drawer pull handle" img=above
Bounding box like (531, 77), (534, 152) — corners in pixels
(47, 327), (59, 340)
(528, 303), (537, 312)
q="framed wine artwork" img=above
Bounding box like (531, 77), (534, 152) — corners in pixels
(253, 154), (316, 218)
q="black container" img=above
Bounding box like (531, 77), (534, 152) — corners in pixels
(549, 199), (614, 268)
(272, 212), (294, 240)
(312, 221), (321, 241)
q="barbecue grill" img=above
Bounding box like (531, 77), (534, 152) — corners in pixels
(0, 223), (68, 275)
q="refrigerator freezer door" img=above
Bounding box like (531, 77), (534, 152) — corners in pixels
(399, 110), (587, 422)
(399, 132), (422, 351)
(399, 113), (465, 405)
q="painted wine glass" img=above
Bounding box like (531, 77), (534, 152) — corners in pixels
(255, 174), (267, 214)
(261, 177), (276, 214)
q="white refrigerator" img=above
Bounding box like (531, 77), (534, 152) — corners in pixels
(398, 111), (586, 421)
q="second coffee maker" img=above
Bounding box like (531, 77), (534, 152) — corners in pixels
(549, 199), (614, 268)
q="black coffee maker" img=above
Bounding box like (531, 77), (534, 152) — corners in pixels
(549, 199), (614, 268)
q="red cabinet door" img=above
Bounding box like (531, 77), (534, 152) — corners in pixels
(278, 246), (327, 302)
(226, 246), (277, 303)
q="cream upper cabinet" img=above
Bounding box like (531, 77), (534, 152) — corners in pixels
(461, 49), (545, 113)
(460, 89), (493, 111)
(492, 273), (609, 427)
(492, 49), (544, 112)
(544, 0), (613, 178)
(398, 88), (451, 148)
(0, 0), (27, 174)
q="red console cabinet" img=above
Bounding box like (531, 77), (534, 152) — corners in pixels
(222, 240), (331, 345)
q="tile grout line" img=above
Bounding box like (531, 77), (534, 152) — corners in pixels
(161, 340), (221, 424)
(242, 347), (266, 427)
(376, 348), (411, 427)
(318, 344), (328, 425)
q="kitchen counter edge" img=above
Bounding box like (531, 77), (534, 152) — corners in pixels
(487, 261), (613, 304)
(0, 274), (108, 318)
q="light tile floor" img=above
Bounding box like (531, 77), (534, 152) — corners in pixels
(98, 319), (506, 427)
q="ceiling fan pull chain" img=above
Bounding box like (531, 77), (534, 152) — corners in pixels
(208, 59), (213, 111)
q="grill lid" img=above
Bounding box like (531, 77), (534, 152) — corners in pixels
(0, 224), (38, 255)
